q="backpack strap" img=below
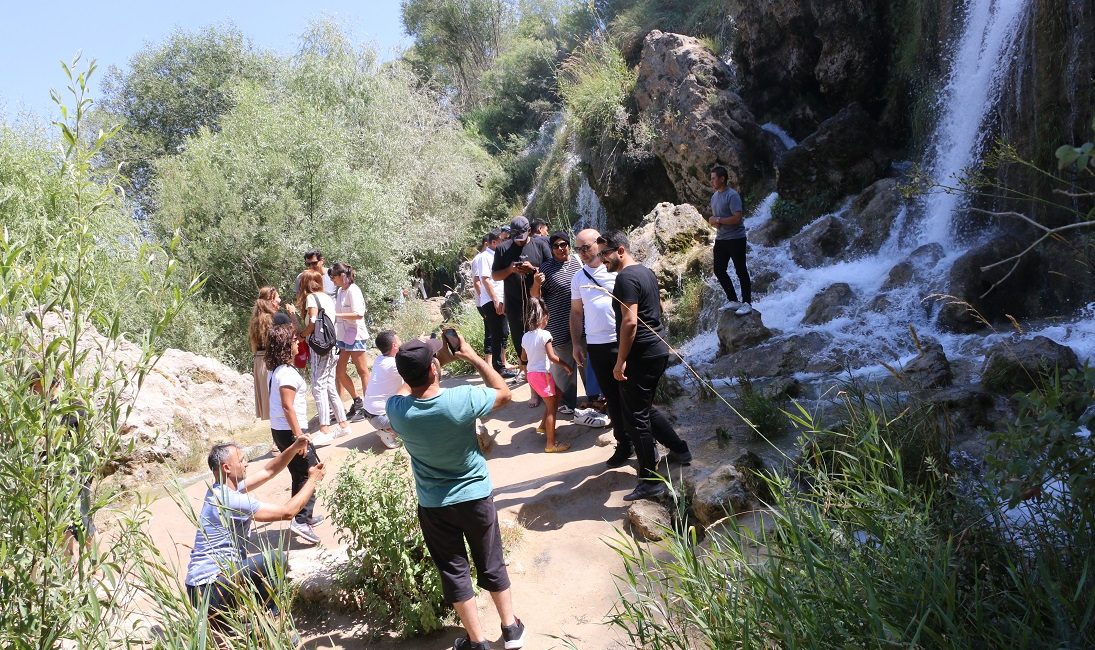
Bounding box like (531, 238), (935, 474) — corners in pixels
(582, 267), (603, 288)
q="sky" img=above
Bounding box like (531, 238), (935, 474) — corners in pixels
(0, 1), (410, 121)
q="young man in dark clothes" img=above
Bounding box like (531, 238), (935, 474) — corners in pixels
(491, 216), (552, 403)
(599, 230), (692, 501)
(709, 165), (753, 315)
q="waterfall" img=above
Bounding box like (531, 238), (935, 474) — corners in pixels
(575, 176), (607, 233)
(761, 122), (798, 150)
(918, 0), (1032, 249)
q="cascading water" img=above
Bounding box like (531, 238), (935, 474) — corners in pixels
(918, 0), (1032, 249)
(575, 176), (608, 233)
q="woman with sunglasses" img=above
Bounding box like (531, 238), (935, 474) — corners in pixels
(531, 232), (582, 416)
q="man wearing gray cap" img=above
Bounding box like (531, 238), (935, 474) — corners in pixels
(491, 217), (552, 399)
(385, 335), (525, 650)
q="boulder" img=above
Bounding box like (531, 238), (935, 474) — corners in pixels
(691, 464), (756, 525)
(712, 332), (833, 378)
(802, 283), (855, 325)
(921, 385), (995, 434)
(881, 243), (945, 291)
(903, 339), (953, 389)
(595, 432), (616, 447)
(937, 235), (1039, 333)
(845, 178), (904, 254)
(789, 215), (846, 268)
(627, 500), (673, 542)
(776, 104), (889, 205)
(981, 336), (1081, 393)
(634, 31), (768, 208)
(580, 129), (681, 232)
(288, 545), (349, 604)
(716, 309), (773, 356)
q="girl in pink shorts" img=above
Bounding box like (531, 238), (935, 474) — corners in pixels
(521, 299), (573, 452)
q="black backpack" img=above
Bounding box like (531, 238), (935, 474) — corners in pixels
(308, 305), (337, 355)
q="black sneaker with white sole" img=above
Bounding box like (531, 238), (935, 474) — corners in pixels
(452, 637), (491, 650)
(605, 446), (635, 468)
(501, 617), (526, 649)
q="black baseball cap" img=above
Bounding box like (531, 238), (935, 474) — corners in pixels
(395, 338), (443, 387)
(510, 216), (530, 242)
(549, 231), (570, 246)
(273, 312), (293, 326)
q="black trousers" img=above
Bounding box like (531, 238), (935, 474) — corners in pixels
(586, 342), (632, 451)
(506, 298), (527, 360)
(617, 353), (688, 480)
(270, 428), (320, 523)
(187, 550), (284, 622)
(714, 237), (751, 304)
(418, 495), (510, 604)
(478, 302), (507, 371)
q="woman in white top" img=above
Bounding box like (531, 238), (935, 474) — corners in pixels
(330, 262), (371, 422)
(296, 269), (349, 442)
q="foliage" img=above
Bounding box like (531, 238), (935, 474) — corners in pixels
(325, 451), (447, 636)
(601, 0), (738, 62)
(557, 37), (635, 139)
(665, 275), (704, 344)
(732, 374), (784, 441)
(443, 298), (487, 376)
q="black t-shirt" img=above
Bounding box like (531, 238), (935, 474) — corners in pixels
(612, 264), (669, 358)
(491, 237), (552, 304)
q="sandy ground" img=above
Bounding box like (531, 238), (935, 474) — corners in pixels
(142, 373), (682, 650)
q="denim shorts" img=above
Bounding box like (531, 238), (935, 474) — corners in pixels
(336, 340), (369, 351)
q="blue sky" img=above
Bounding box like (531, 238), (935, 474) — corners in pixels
(0, 1), (409, 121)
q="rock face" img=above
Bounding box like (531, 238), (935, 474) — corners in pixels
(903, 339), (953, 389)
(776, 104), (889, 205)
(629, 202), (715, 289)
(627, 501), (672, 542)
(789, 215), (846, 268)
(712, 332), (835, 377)
(844, 178), (904, 255)
(937, 235), (1039, 333)
(716, 309), (773, 356)
(580, 129), (681, 232)
(881, 243), (945, 291)
(981, 336), (1081, 393)
(802, 283), (855, 325)
(690, 454), (768, 526)
(634, 31), (769, 208)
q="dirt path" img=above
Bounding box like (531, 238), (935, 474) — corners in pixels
(144, 375), (663, 649)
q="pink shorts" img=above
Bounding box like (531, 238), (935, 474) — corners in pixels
(527, 371), (556, 398)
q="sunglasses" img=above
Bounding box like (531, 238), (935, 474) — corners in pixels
(598, 247), (617, 260)
(305, 260), (320, 267)
(575, 244), (594, 254)
(552, 241), (569, 250)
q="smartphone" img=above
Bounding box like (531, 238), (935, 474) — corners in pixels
(442, 328), (460, 354)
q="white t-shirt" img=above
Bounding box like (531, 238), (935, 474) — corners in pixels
(306, 291), (337, 327)
(521, 328), (553, 373)
(472, 249), (504, 308)
(362, 355), (404, 416)
(570, 263), (618, 344)
(269, 365), (308, 430)
(335, 283), (369, 344)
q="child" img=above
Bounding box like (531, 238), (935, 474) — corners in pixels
(521, 298), (573, 453)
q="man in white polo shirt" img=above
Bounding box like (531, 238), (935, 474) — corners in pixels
(359, 330), (409, 449)
(472, 231), (516, 379)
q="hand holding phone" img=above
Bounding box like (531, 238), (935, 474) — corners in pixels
(442, 328), (461, 355)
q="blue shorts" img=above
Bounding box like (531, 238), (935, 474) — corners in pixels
(336, 340), (369, 351)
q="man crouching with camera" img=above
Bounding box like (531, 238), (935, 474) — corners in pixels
(385, 331), (526, 650)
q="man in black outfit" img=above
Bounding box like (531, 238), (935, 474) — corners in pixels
(599, 231), (691, 502)
(491, 216), (552, 399)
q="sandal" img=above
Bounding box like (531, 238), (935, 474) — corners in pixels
(536, 425), (546, 435)
(544, 442), (571, 453)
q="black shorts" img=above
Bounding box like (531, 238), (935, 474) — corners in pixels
(417, 495), (510, 603)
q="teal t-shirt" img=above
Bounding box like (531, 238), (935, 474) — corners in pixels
(386, 385), (496, 508)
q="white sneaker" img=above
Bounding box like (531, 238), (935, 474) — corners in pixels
(311, 431), (335, 447)
(289, 520), (320, 544)
(377, 429), (400, 449)
(734, 302), (753, 316)
(574, 408), (610, 427)
(337, 427), (352, 438)
(721, 300), (743, 311)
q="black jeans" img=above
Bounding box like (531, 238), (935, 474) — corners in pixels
(586, 342), (632, 452)
(187, 550), (284, 622)
(617, 353), (688, 480)
(506, 298), (527, 360)
(478, 302), (507, 371)
(270, 428), (320, 523)
(714, 237), (751, 304)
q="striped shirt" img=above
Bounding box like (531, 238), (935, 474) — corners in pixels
(538, 255), (580, 345)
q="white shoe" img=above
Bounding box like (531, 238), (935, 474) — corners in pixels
(734, 302), (753, 316)
(574, 408), (610, 427)
(311, 431), (335, 447)
(721, 300), (743, 311)
(377, 429), (400, 449)
(289, 520), (320, 544)
(558, 405), (574, 416)
(337, 427), (352, 438)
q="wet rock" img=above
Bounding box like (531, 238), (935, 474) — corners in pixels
(903, 339), (953, 389)
(921, 385), (995, 433)
(845, 178), (903, 254)
(865, 292), (893, 314)
(789, 215), (846, 268)
(627, 500), (673, 542)
(881, 243), (945, 291)
(691, 464), (755, 525)
(981, 336), (1081, 393)
(802, 283), (855, 325)
(750, 267), (781, 295)
(716, 309), (773, 356)
(776, 104), (889, 205)
(937, 235), (1039, 333)
(634, 31), (768, 207)
(712, 332), (832, 378)
(630, 203), (714, 292)
(288, 545), (349, 604)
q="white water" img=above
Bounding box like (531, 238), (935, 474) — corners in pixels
(761, 122), (798, 150)
(918, 0), (1032, 248)
(575, 176), (608, 232)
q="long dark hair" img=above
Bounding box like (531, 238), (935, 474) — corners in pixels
(330, 262), (355, 285)
(265, 324), (296, 371)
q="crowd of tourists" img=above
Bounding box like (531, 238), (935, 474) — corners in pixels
(183, 166), (753, 649)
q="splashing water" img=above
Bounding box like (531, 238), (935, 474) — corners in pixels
(575, 176), (608, 233)
(761, 122), (798, 150)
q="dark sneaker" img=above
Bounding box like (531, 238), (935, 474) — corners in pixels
(605, 446), (635, 469)
(623, 481), (667, 502)
(501, 617), (526, 649)
(453, 637), (491, 650)
(498, 368), (518, 379)
(346, 400), (362, 420)
(349, 410), (367, 423)
(667, 447), (692, 466)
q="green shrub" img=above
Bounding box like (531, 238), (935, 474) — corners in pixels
(558, 38), (635, 139)
(665, 276), (705, 344)
(443, 299), (487, 376)
(733, 374), (785, 441)
(325, 452), (447, 636)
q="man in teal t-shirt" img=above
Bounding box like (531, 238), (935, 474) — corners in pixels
(386, 336), (526, 650)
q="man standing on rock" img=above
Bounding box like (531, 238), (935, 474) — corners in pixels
(492, 216), (552, 404)
(531, 231), (581, 414)
(709, 165), (753, 316)
(599, 230), (692, 501)
(473, 232), (515, 379)
(386, 336), (525, 650)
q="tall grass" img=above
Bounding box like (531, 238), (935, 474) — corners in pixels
(557, 37), (635, 139)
